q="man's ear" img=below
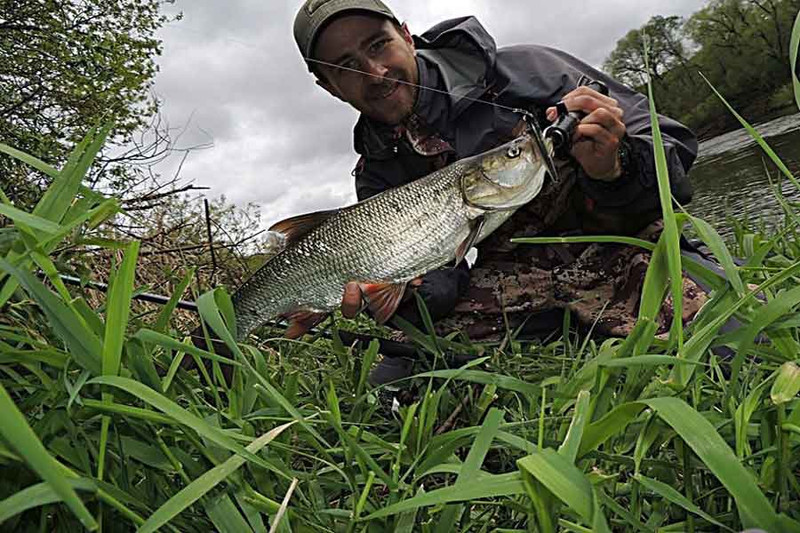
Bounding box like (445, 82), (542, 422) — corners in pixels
(400, 22), (414, 48)
(315, 77), (345, 102)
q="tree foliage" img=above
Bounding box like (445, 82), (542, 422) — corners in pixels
(0, 0), (176, 208)
(603, 0), (800, 136)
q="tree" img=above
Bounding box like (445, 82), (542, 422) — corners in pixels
(0, 0), (178, 210)
(603, 16), (693, 88)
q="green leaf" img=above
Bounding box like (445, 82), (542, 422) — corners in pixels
(0, 258), (102, 374)
(700, 73), (800, 192)
(154, 269), (195, 333)
(411, 369), (539, 397)
(642, 397), (781, 530)
(518, 449), (594, 523)
(102, 241), (140, 378)
(457, 408), (504, 485)
(0, 383), (98, 530)
(792, 9), (800, 112)
(0, 478), (97, 525)
(635, 474), (733, 532)
(558, 390), (590, 464)
(33, 124), (112, 223)
(0, 143), (59, 177)
(0, 203), (63, 234)
(138, 423), (293, 533)
(644, 43), (684, 352)
(88, 376), (287, 476)
(363, 472), (524, 520)
(771, 362), (800, 405)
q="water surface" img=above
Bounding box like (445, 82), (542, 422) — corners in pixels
(689, 113), (800, 238)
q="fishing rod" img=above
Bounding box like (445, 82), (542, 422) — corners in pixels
(56, 273), (419, 358)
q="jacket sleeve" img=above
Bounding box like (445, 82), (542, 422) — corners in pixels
(496, 45), (698, 213)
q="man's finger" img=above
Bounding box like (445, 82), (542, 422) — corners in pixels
(567, 86), (619, 108)
(575, 123), (620, 149)
(341, 282), (363, 318)
(580, 108), (626, 139)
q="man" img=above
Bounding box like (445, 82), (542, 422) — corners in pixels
(293, 0), (702, 383)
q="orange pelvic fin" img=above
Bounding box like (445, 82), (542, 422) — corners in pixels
(359, 282), (407, 324)
(283, 310), (328, 339)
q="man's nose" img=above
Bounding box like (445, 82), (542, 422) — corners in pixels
(363, 57), (388, 80)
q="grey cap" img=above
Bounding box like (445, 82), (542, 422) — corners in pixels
(293, 0), (399, 60)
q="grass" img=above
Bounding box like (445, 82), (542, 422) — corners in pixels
(2, 31), (800, 533)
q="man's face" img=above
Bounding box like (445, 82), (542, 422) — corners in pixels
(313, 14), (419, 125)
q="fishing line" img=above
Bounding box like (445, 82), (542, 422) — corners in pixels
(304, 55), (559, 180)
(303, 56), (534, 117)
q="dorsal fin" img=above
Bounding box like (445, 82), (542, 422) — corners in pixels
(269, 209), (339, 245)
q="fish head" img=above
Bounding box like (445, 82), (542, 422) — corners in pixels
(460, 132), (552, 211)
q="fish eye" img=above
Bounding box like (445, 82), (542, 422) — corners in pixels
(506, 145), (521, 158)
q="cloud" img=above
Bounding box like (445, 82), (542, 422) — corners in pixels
(151, 0), (707, 230)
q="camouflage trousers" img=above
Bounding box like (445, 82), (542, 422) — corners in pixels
(428, 220), (708, 342)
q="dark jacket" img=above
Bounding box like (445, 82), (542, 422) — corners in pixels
(350, 17), (698, 327)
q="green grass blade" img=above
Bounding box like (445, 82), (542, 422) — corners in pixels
(0, 258), (102, 374)
(362, 472), (524, 520)
(0, 203), (63, 234)
(634, 474), (733, 532)
(206, 494), (254, 533)
(0, 143), (59, 177)
(133, 329), (243, 366)
(0, 383), (98, 530)
(644, 44), (684, 352)
(600, 355), (704, 368)
(642, 397), (781, 530)
(700, 72), (800, 192)
(87, 375), (288, 476)
(671, 261), (800, 387)
(686, 215), (745, 296)
(411, 369), (540, 396)
(102, 241), (140, 377)
(138, 422), (294, 533)
(0, 478), (97, 525)
(33, 124), (112, 222)
(518, 449), (593, 522)
(728, 286), (800, 405)
(558, 390), (590, 464)
(456, 408), (503, 485)
(790, 8), (800, 112)
(154, 269), (195, 333)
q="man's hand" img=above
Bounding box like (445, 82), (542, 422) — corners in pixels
(546, 86), (626, 181)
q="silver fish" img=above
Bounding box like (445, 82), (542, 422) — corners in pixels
(232, 130), (552, 340)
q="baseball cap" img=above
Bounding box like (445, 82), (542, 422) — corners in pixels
(294, 0), (399, 61)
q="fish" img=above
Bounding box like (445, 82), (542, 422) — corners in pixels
(231, 129), (552, 341)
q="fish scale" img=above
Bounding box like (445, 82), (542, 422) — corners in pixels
(231, 132), (548, 340)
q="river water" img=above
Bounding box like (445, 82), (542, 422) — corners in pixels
(689, 113), (800, 238)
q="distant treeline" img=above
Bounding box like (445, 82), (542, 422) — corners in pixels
(603, 0), (800, 138)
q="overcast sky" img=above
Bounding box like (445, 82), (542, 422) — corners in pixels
(153, 0), (708, 230)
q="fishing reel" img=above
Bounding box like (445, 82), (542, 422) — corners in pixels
(543, 75), (610, 159)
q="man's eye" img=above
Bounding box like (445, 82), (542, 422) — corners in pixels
(369, 39), (389, 53)
(341, 59), (360, 71)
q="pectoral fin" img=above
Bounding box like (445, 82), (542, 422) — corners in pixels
(455, 215), (485, 267)
(359, 282), (407, 324)
(284, 310), (328, 339)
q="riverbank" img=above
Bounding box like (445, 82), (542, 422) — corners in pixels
(693, 84), (797, 140)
